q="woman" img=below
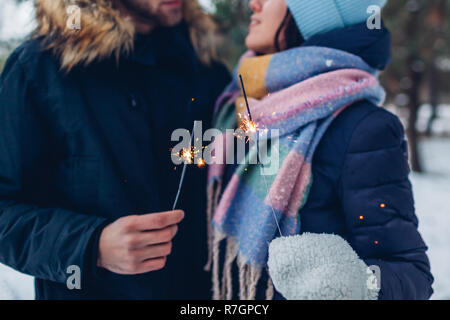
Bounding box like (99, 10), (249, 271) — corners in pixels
(206, 0), (433, 300)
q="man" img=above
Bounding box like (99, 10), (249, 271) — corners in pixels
(0, 0), (230, 299)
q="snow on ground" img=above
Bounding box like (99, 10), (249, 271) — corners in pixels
(0, 0), (35, 41)
(0, 264), (34, 300)
(411, 137), (450, 300)
(0, 121), (449, 300)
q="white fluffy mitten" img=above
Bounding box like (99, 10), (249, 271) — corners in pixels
(267, 233), (379, 300)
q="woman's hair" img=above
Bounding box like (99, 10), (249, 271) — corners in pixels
(274, 9), (305, 52)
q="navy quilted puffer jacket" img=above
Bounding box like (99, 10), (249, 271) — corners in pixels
(294, 24), (433, 299)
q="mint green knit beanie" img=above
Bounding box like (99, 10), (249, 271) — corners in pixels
(286, 0), (388, 40)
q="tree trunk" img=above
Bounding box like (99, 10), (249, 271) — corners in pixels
(426, 61), (439, 136)
(406, 57), (423, 173)
(405, 7), (423, 173)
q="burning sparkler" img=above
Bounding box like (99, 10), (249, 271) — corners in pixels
(238, 74), (283, 237)
(172, 120), (202, 210)
(238, 75), (259, 134)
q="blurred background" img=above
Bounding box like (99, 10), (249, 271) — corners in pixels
(0, 0), (449, 299)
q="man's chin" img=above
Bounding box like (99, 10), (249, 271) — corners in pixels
(158, 11), (183, 27)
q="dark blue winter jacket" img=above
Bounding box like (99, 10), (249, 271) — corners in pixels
(0, 21), (230, 299)
(287, 23), (433, 299)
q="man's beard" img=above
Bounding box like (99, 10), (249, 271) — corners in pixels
(121, 0), (160, 23)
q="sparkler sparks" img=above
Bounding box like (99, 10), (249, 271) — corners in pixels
(238, 114), (258, 133)
(235, 113), (260, 143)
(180, 147), (193, 163)
(172, 144), (204, 166)
(197, 158), (206, 168)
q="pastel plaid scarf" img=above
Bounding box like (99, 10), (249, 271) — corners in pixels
(206, 46), (385, 300)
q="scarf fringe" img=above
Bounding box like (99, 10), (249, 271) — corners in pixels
(205, 180), (222, 272)
(212, 234), (222, 300)
(237, 256), (248, 300)
(221, 237), (239, 300)
(247, 264), (262, 300)
(211, 236), (273, 300)
(207, 178), (274, 300)
(266, 277), (274, 300)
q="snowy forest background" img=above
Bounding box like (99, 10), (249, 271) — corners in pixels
(0, 0), (449, 299)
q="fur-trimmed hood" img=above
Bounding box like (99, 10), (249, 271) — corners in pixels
(34, 0), (217, 71)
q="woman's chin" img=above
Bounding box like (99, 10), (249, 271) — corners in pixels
(245, 38), (272, 55)
(244, 36), (255, 51)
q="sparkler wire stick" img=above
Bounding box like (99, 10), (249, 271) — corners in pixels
(172, 121), (199, 210)
(238, 74), (283, 237)
(239, 75), (253, 122)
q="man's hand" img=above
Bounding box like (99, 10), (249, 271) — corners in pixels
(97, 210), (185, 275)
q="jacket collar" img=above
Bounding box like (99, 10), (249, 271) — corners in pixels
(130, 22), (198, 70)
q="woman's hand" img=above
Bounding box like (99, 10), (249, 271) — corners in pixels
(268, 233), (379, 300)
